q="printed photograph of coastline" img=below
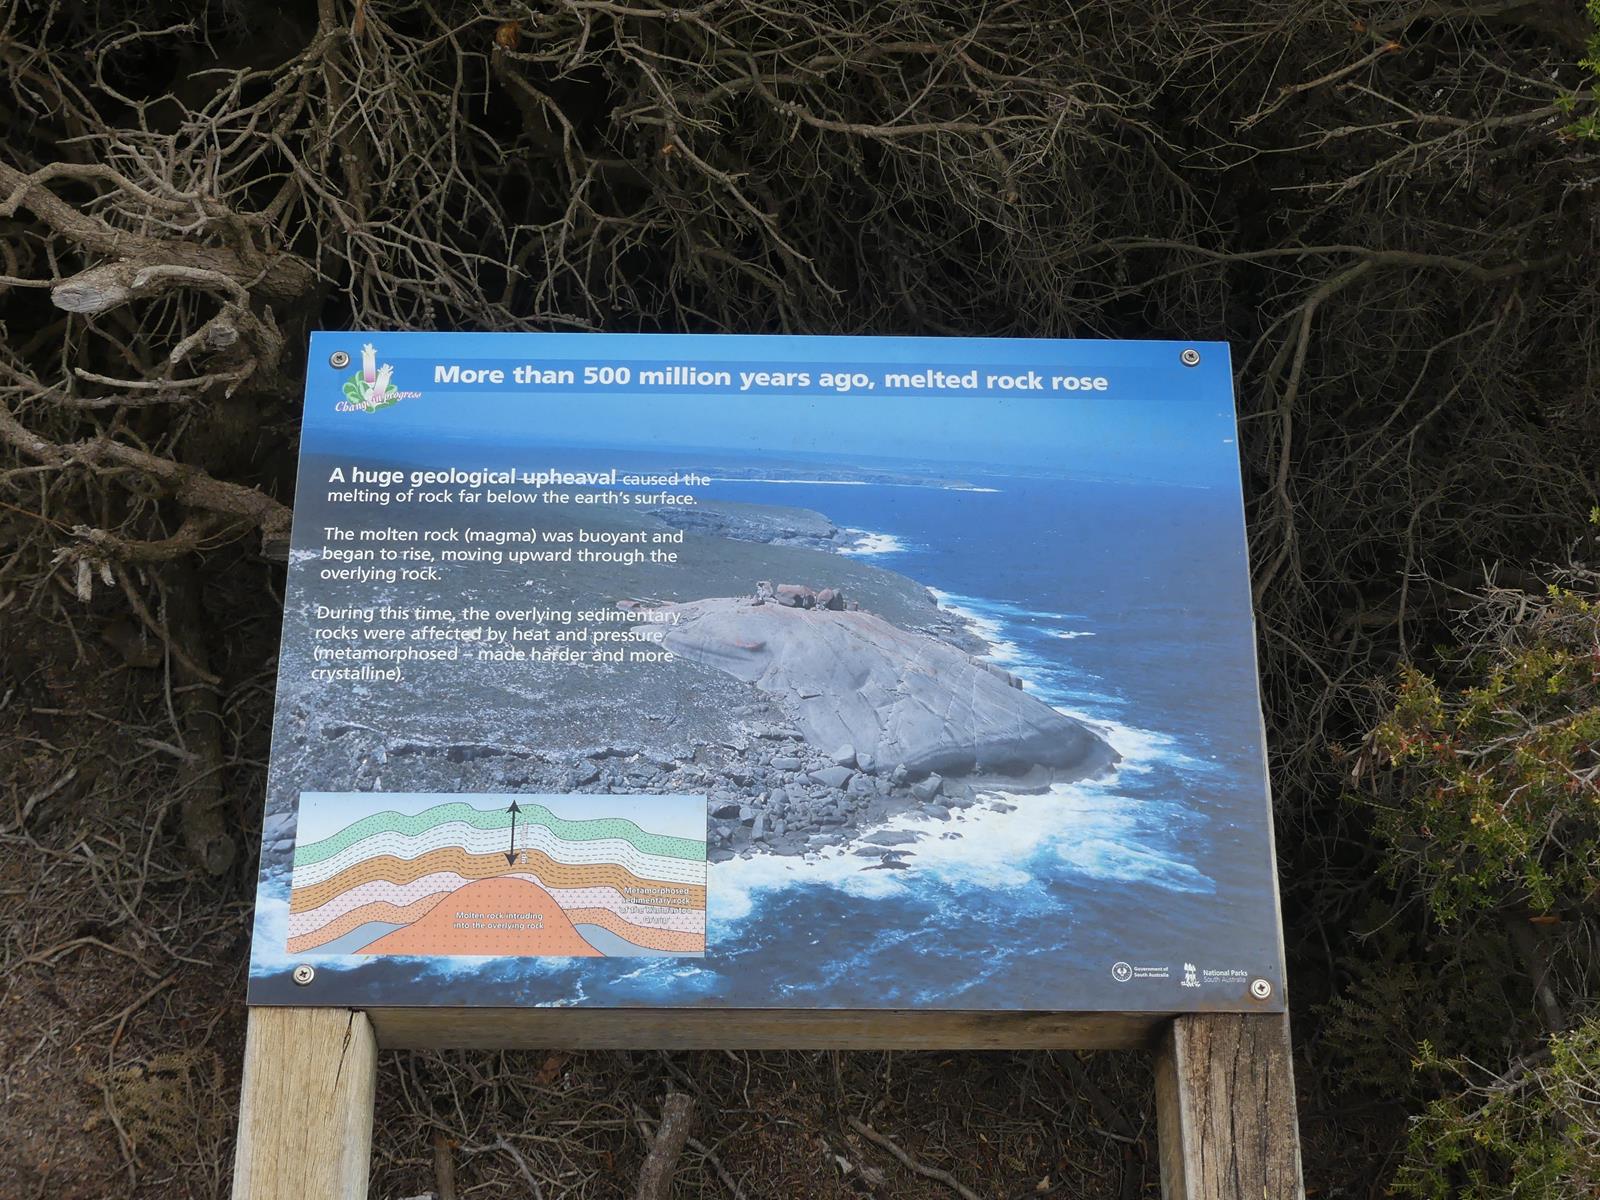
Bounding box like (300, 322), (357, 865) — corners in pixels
(248, 333), (1285, 1012)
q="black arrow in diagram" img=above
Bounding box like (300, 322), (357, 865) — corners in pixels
(504, 799), (522, 866)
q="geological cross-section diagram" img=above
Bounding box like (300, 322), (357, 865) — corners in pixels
(285, 794), (707, 957)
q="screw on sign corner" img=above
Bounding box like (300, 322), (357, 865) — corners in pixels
(1249, 977), (1273, 1000)
(1180, 347), (1201, 367)
(292, 963), (316, 986)
(329, 351), (351, 369)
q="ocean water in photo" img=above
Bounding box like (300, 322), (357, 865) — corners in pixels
(251, 434), (1281, 1010)
(635, 464), (1276, 1007)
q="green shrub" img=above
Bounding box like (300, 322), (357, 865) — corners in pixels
(1570, 1), (1600, 138)
(1366, 587), (1600, 924)
(1393, 1019), (1600, 1200)
(1354, 576), (1599, 1197)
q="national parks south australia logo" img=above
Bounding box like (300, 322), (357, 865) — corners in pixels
(335, 344), (420, 413)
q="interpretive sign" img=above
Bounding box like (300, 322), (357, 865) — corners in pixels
(247, 333), (1286, 1015)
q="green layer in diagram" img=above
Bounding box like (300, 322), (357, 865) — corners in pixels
(293, 800), (707, 867)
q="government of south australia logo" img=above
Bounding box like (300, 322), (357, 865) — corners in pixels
(336, 344), (417, 413)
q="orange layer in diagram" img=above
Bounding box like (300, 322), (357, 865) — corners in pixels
(290, 845), (704, 913)
(564, 908), (705, 953)
(285, 894), (448, 954)
(358, 876), (602, 957)
(289, 894), (703, 955)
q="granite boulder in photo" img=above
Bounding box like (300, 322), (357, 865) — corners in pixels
(660, 596), (1117, 786)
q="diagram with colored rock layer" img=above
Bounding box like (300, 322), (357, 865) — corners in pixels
(287, 795), (707, 957)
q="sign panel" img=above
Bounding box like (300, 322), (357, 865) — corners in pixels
(247, 333), (1285, 1013)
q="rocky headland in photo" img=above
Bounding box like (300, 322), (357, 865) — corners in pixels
(265, 483), (1117, 873)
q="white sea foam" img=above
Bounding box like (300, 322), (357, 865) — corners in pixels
(708, 477), (869, 486)
(838, 529), (907, 556)
(928, 589), (1081, 625)
(927, 587), (1026, 667)
(1053, 704), (1207, 775)
(709, 477), (1001, 493)
(928, 592), (1132, 722)
(706, 699), (1214, 919)
(708, 763), (1212, 931)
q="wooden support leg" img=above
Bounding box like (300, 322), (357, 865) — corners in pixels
(232, 1007), (378, 1200)
(1154, 1012), (1304, 1200)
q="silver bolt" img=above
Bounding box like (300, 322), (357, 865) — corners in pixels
(1180, 348), (1201, 367)
(292, 963), (316, 986)
(1249, 977), (1273, 1000)
(329, 351), (351, 369)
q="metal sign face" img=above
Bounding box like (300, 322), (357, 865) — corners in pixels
(247, 333), (1285, 1015)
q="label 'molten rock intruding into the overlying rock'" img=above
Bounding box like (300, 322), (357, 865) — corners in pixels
(660, 597), (1119, 786)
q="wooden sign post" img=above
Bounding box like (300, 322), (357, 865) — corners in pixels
(231, 1007), (1301, 1199)
(236, 334), (1303, 1198)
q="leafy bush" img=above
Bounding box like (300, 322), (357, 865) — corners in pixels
(1354, 575), (1600, 1198)
(1366, 586), (1600, 924)
(1574, 0), (1600, 138)
(1394, 1019), (1600, 1200)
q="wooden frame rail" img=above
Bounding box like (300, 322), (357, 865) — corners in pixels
(232, 1007), (1303, 1200)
